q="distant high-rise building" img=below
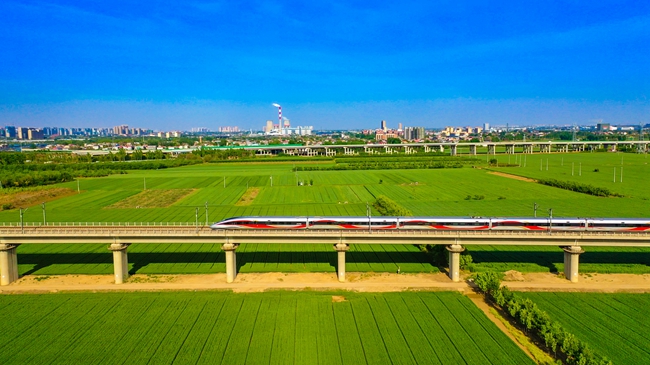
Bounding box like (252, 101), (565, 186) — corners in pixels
(27, 128), (44, 140)
(4, 126), (16, 138)
(381, 120), (387, 131)
(113, 125), (129, 136)
(398, 123), (403, 131)
(404, 127), (425, 141)
(17, 127), (29, 140)
(265, 120), (273, 133)
(483, 123), (490, 132)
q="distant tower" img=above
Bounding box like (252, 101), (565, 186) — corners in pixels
(272, 103), (282, 129)
(398, 123), (403, 131)
(381, 120), (387, 131)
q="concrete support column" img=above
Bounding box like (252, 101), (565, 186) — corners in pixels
(562, 246), (584, 282)
(469, 145), (477, 155)
(334, 242), (349, 282)
(450, 145), (457, 156)
(424, 145), (431, 153)
(446, 244), (465, 282)
(109, 243), (130, 284)
(222, 242), (239, 283)
(487, 145), (495, 155)
(0, 244), (19, 285)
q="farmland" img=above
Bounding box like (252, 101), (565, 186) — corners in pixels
(0, 291), (533, 365)
(520, 292), (650, 364)
(1, 151), (649, 275)
(15, 243), (436, 276)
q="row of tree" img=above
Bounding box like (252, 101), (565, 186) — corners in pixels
(474, 272), (612, 365)
(294, 161), (465, 171)
(537, 178), (621, 197)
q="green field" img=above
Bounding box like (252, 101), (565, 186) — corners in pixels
(15, 243), (436, 276)
(520, 292), (650, 364)
(1, 152), (650, 275)
(467, 245), (650, 274)
(0, 291), (533, 365)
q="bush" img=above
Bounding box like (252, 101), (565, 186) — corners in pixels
(537, 178), (620, 197)
(373, 195), (412, 216)
(473, 272), (501, 295)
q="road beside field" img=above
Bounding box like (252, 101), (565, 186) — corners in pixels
(3, 271), (650, 293)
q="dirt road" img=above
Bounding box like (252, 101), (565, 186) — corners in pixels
(3, 271), (650, 294)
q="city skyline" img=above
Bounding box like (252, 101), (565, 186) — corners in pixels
(1, 2), (649, 130)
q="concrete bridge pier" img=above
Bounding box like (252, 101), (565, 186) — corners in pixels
(450, 145), (457, 156)
(109, 243), (131, 284)
(446, 244), (465, 282)
(0, 244), (19, 285)
(222, 243), (240, 283)
(487, 145), (495, 155)
(469, 145), (477, 155)
(562, 246), (584, 282)
(334, 242), (349, 282)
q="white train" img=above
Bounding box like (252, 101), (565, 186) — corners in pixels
(210, 216), (650, 232)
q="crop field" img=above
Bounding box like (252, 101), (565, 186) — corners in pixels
(1, 152), (649, 275)
(520, 292), (650, 364)
(14, 243), (436, 276)
(467, 245), (650, 274)
(0, 291), (533, 365)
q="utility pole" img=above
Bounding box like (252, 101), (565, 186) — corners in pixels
(195, 207), (199, 229)
(223, 176), (226, 188)
(534, 203), (538, 218)
(205, 201), (209, 225)
(270, 176), (273, 187)
(42, 202), (46, 225)
(20, 208), (27, 233)
(77, 179), (80, 193)
(548, 208), (553, 232)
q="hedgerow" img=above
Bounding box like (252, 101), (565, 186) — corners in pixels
(537, 178), (621, 197)
(474, 272), (613, 365)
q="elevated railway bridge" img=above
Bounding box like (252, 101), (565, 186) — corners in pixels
(2, 224), (650, 286)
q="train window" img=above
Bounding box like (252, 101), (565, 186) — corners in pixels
(403, 221), (430, 226)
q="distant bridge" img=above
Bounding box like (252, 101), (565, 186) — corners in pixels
(2, 224), (650, 286)
(250, 141), (650, 157)
(64, 140), (650, 156)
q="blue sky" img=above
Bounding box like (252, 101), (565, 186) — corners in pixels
(1, 1), (649, 131)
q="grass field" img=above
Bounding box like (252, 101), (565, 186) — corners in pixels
(467, 245), (650, 274)
(15, 243), (437, 276)
(1, 152), (649, 275)
(519, 292), (650, 364)
(0, 291), (534, 365)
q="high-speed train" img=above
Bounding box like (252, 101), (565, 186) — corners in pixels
(210, 216), (650, 232)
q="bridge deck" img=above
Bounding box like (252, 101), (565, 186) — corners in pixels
(1, 226), (650, 246)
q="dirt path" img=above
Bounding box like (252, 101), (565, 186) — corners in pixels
(2, 272), (467, 293)
(465, 292), (537, 361)
(487, 171), (536, 182)
(4, 271), (650, 294)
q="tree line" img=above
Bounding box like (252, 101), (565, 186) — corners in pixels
(474, 272), (612, 365)
(537, 178), (621, 197)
